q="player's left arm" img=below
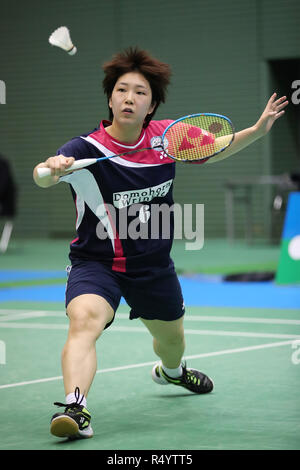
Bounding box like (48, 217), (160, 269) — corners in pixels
(206, 93), (288, 164)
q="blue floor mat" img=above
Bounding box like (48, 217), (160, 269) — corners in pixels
(0, 272), (299, 309)
(0, 270), (66, 281)
(179, 277), (300, 309)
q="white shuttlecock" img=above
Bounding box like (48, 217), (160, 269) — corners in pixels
(49, 26), (77, 55)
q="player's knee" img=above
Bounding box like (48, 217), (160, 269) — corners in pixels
(67, 295), (114, 334)
(67, 306), (105, 337)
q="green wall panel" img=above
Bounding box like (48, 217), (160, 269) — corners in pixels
(0, 0), (298, 239)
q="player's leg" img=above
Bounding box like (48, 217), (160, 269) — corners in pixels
(141, 316), (214, 394)
(124, 264), (213, 394)
(124, 263), (213, 394)
(140, 316), (185, 369)
(62, 293), (114, 397)
(51, 293), (114, 440)
(50, 260), (121, 439)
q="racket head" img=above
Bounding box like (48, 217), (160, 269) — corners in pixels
(161, 113), (235, 162)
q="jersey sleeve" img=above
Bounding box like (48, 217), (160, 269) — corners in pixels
(56, 137), (88, 161)
(56, 137), (92, 185)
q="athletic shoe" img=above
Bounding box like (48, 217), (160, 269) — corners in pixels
(152, 360), (214, 394)
(50, 387), (93, 439)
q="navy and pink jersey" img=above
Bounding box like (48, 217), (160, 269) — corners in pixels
(58, 119), (207, 273)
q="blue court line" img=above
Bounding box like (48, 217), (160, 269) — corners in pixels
(0, 274), (299, 309)
(0, 270), (66, 282)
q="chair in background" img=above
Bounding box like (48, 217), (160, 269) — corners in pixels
(0, 155), (17, 253)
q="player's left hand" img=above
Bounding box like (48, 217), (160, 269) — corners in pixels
(255, 93), (288, 137)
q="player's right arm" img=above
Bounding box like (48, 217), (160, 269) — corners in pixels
(33, 155), (75, 188)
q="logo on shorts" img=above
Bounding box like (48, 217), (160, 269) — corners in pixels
(66, 265), (72, 277)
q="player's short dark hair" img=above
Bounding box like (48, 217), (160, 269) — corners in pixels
(102, 47), (171, 127)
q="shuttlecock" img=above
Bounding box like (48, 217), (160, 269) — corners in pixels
(49, 26), (77, 55)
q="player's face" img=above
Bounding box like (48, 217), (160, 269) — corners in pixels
(109, 72), (156, 127)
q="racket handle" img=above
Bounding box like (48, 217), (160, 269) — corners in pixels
(36, 158), (98, 178)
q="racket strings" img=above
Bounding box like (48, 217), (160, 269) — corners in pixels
(164, 115), (234, 161)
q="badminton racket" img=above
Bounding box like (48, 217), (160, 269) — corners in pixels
(37, 113), (234, 178)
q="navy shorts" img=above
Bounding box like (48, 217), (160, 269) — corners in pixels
(65, 259), (185, 329)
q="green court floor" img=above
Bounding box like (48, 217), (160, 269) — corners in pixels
(0, 239), (299, 450)
(0, 303), (299, 450)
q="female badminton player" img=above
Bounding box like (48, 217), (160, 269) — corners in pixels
(33, 47), (288, 440)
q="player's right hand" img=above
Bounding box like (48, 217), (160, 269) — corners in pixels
(44, 155), (75, 176)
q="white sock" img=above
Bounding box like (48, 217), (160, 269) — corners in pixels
(66, 392), (87, 409)
(162, 364), (183, 378)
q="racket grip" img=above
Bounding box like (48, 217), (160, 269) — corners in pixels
(36, 158), (97, 178)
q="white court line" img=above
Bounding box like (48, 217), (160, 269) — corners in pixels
(182, 315), (300, 326)
(110, 326), (300, 340)
(0, 310), (65, 320)
(0, 339), (295, 390)
(0, 312), (50, 322)
(182, 328), (300, 340)
(0, 309), (300, 326)
(0, 322), (68, 330)
(0, 322), (299, 340)
(0, 309), (35, 315)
